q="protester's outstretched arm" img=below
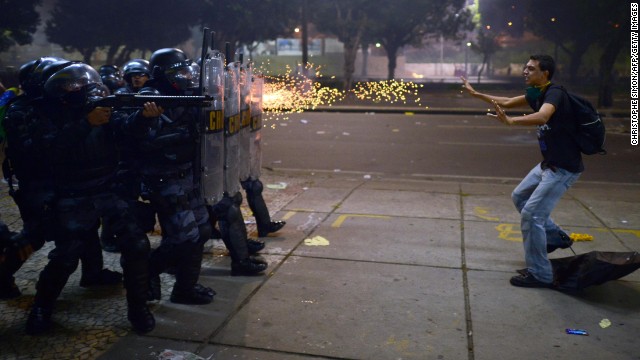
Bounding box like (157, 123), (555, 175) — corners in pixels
(489, 101), (555, 126)
(460, 77), (527, 108)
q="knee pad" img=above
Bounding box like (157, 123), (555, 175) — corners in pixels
(212, 195), (237, 217)
(243, 179), (263, 196)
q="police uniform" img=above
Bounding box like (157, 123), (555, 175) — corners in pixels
(123, 48), (214, 305)
(25, 63), (154, 335)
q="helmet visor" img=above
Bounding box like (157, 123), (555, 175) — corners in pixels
(165, 64), (200, 90)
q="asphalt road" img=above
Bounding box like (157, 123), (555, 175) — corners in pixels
(260, 112), (639, 184)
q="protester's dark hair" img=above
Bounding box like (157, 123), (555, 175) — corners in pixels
(530, 54), (555, 80)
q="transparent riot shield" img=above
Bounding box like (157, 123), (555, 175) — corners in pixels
(249, 73), (264, 180)
(223, 60), (241, 196)
(201, 52), (225, 204)
(238, 61), (252, 182)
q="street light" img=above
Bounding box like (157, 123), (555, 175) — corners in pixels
(464, 42), (471, 76)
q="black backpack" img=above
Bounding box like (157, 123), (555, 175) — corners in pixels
(554, 85), (606, 155)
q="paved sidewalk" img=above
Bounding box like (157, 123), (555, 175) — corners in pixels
(1, 170), (639, 360)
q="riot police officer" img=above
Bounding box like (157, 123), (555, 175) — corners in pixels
(0, 58), (122, 300)
(115, 59), (150, 94)
(99, 64), (125, 94)
(100, 58), (152, 253)
(25, 63), (154, 335)
(123, 48), (214, 305)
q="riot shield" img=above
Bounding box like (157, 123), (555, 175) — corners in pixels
(223, 57), (241, 196)
(249, 72), (264, 180)
(201, 51), (225, 204)
(238, 57), (252, 182)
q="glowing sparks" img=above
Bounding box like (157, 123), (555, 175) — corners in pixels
(256, 62), (428, 123)
(352, 79), (424, 106)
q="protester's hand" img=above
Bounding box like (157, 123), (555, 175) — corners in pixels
(460, 76), (476, 95)
(487, 100), (512, 125)
(142, 102), (164, 118)
(87, 107), (111, 126)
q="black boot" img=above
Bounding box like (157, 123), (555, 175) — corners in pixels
(127, 305), (155, 334)
(120, 247), (155, 334)
(231, 255), (268, 276)
(258, 221), (286, 238)
(80, 230), (122, 287)
(147, 244), (176, 301)
(243, 179), (286, 237)
(79, 269), (123, 288)
(247, 238), (265, 254)
(170, 241), (214, 305)
(0, 277), (21, 299)
(100, 216), (121, 253)
(26, 260), (75, 335)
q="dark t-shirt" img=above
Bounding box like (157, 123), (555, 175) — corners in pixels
(526, 84), (584, 173)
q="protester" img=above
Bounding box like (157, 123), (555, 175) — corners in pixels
(461, 54), (580, 288)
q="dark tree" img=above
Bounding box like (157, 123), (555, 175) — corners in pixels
(367, 0), (472, 80)
(46, 0), (199, 65)
(311, 0), (371, 90)
(478, 0), (525, 37)
(524, 0), (629, 106)
(196, 0), (296, 59)
(0, 0), (42, 53)
(470, 30), (501, 83)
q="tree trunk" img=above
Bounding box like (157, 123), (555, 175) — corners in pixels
(82, 48), (93, 65)
(300, 0), (309, 76)
(343, 39), (358, 90)
(385, 44), (398, 80)
(105, 45), (119, 65)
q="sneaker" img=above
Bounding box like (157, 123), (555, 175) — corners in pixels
(510, 273), (553, 288)
(547, 231), (573, 253)
(515, 268), (528, 276)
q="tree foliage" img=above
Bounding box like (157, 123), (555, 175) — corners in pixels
(310, 0), (371, 90)
(524, 0), (629, 106)
(477, 0), (525, 37)
(196, 0), (296, 58)
(0, 0), (42, 53)
(366, 0), (472, 80)
(45, 0), (199, 65)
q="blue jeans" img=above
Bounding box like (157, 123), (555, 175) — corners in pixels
(511, 163), (581, 283)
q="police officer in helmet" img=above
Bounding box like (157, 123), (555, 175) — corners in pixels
(99, 64), (125, 94)
(123, 48), (215, 305)
(1, 58), (122, 300)
(25, 63), (154, 335)
(116, 59), (150, 94)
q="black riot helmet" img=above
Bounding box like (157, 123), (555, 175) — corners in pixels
(122, 58), (150, 83)
(149, 48), (199, 94)
(18, 59), (40, 90)
(44, 63), (108, 107)
(99, 64), (125, 93)
(21, 57), (66, 96)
